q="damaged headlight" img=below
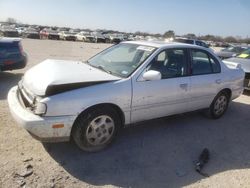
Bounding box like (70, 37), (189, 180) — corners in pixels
(33, 102), (47, 115)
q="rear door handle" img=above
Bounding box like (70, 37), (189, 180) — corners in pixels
(180, 83), (188, 90)
(215, 79), (222, 84)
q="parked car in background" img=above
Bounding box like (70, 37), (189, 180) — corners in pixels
(16, 27), (26, 36)
(216, 46), (248, 60)
(47, 29), (60, 40)
(0, 26), (19, 37)
(8, 41), (244, 152)
(174, 37), (209, 48)
(134, 35), (145, 41)
(104, 33), (124, 43)
(0, 38), (27, 71)
(145, 35), (158, 41)
(91, 32), (105, 43)
(223, 48), (250, 90)
(58, 31), (77, 41)
(75, 31), (95, 42)
(23, 28), (40, 39)
(127, 34), (136, 41)
(214, 42), (230, 48)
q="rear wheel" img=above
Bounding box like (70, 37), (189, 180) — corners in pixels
(207, 91), (230, 119)
(72, 107), (121, 152)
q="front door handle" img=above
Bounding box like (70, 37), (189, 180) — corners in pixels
(180, 83), (188, 90)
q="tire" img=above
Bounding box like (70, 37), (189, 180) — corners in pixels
(72, 106), (121, 152)
(207, 91), (230, 119)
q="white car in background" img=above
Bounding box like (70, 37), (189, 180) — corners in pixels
(174, 37), (209, 48)
(8, 41), (244, 152)
(58, 31), (77, 41)
(75, 31), (95, 42)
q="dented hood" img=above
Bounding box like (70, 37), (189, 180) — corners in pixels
(22, 59), (120, 96)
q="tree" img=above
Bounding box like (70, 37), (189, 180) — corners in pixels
(243, 38), (250, 44)
(183, 33), (196, 39)
(6, 17), (17, 24)
(224, 36), (238, 43)
(154, 33), (162, 38)
(163, 30), (175, 38)
(134, 31), (150, 37)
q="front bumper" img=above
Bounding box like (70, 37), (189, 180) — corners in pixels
(48, 34), (60, 40)
(7, 86), (77, 142)
(65, 36), (76, 41)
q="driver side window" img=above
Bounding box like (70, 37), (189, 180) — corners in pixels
(148, 49), (188, 79)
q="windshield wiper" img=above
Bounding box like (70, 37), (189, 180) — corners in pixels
(96, 65), (112, 74)
(86, 62), (111, 74)
(84, 61), (122, 77)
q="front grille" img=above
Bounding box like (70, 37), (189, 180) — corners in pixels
(18, 83), (35, 108)
(19, 88), (31, 107)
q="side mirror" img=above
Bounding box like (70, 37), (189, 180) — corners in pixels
(142, 70), (162, 81)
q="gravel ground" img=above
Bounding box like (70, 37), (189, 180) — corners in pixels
(1, 39), (250, 188)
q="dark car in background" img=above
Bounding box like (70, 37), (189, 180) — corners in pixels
(216, 46), (248, 60)
(23, 28), (40, 39)
(91, 32), (105, 43)
(0, 26), (19, 37)
(47, 30), (60, 40)
(223, 48), (250, 90)
(0, 38), (27, 71)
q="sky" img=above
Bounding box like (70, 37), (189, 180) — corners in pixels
(0, 0), (249, 37)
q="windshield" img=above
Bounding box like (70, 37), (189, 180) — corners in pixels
(88, 43), (156, 77)
(65, 31), (76, 35)
(237, 49), (250, 59)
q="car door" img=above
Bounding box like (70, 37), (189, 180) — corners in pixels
(131, 48), (191, 123)
(188, 48), (222, 111)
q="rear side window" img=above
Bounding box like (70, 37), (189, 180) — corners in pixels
(209, 55), (221, 73)
(191, 49), (221, 75)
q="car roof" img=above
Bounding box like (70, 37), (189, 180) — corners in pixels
(123, 40), (206, 49)
(0, 37), (21, 43)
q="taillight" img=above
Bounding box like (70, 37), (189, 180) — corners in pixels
(4, 61), (14, 65)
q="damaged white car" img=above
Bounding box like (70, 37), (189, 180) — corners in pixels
(8, 41), (244, 151)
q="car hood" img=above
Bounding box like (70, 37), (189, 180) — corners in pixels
(22, 59), (120, 96)
(223, 57), (250, 72)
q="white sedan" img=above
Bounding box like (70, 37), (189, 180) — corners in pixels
(8, 41), (244, 151)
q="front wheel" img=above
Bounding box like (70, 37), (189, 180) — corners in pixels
(207, 91), (230, 119)
(72, 107), (121, 152)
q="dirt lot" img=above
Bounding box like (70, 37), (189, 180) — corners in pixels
(1, 39), (250, 188)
